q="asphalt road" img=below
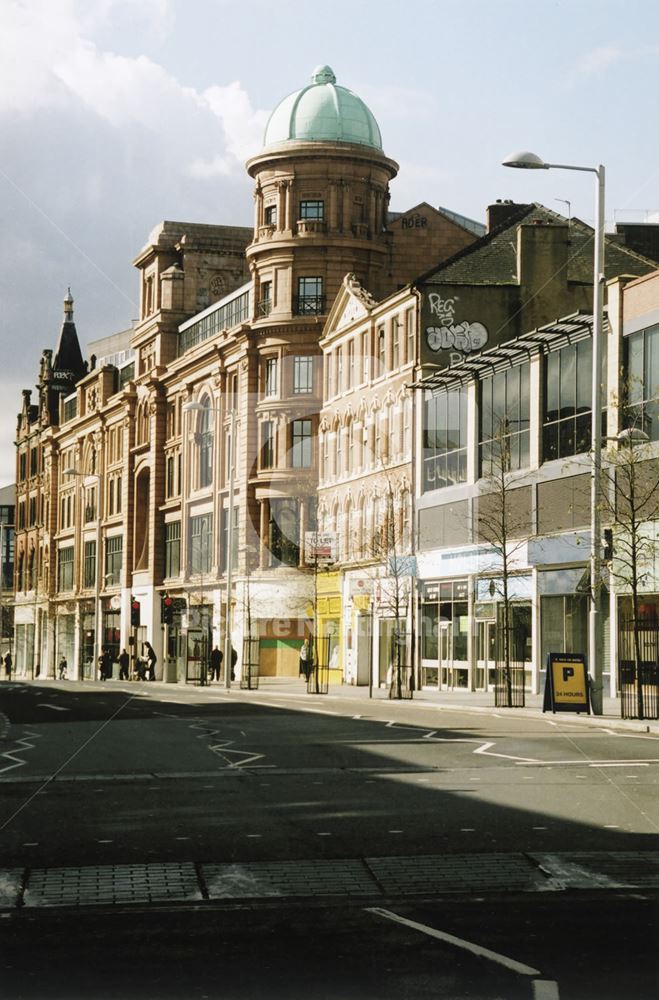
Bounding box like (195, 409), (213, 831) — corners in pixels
(1, 680), (657, 999)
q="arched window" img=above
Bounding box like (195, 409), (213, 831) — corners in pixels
(136, 402), (150, 446)
(198, 395), (213, 488)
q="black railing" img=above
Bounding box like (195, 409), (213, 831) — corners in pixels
(294, 296), (325, 316)
(387, 629), (413, 700)
(307, 635), (329, 695)
(240, 636), (260, 690)
(494, 624), (526, 707)
(619, 619), (659, 720)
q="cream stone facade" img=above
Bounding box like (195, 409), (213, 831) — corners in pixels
(11, 67), (477, 682)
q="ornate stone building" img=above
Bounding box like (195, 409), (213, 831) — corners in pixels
(11, 66), (477, 680)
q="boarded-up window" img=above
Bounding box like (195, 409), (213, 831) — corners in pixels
(475, 486), (533, 543)
(537, 474), (590, 533)
(418, 500), (469, 550)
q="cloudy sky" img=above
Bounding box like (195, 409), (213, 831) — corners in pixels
(1, 0), (658, 485)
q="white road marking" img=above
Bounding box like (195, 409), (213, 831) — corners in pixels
(533, 980), (560, 999)
(0, 730), (42, 775)
(366, 907), (543, 976)
(517, 758), (657, 767)
(317, 832), (332, 837)
(388, 829), (403, 834)
(38, 704), (70, 712)
(97, 839), (113, 844)
(247, 834), (262, 839)
(591, 763), (649, 768)
(23, 842), (38, 847)
(474, 741), (538, 763)
(460, 828), (475, 832)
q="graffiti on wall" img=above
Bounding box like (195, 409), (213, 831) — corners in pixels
(424, 293), (489, 363)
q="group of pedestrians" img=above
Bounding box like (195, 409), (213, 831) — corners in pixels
(5, 641), (242, 684)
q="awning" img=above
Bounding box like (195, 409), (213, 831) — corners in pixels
(409, 312), (601, 394)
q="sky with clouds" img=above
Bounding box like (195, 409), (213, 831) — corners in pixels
(1, 0), (658, 485)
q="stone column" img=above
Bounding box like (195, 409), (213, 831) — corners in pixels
(259, 499), (269, 570)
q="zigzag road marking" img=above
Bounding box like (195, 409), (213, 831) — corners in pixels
(188, 719), (267, 769)
(0, 730), (42, 775)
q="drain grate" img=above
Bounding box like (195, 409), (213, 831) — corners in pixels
(365, 853), (544, 895)
(203, 859), (378, 899)
(0, 869), (23, 908)
(531, 851), (659, 890)
(24, 863), (201, 908)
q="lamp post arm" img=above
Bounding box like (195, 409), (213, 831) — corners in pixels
(224, 407), (236, 690)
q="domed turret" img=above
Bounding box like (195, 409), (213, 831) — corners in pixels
(263, 65), (382, 150)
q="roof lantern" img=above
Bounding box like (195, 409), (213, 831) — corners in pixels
(263, 65), (383, 151)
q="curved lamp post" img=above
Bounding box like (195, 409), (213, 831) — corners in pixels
(183, 399), (236, 691)
(503, 151), (606, 714)
(64, 467), (102, 681)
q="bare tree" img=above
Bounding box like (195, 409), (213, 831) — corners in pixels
(369, 470), (414, 699)
(599, 423), (659, 719)
(475, 419), (533, 706)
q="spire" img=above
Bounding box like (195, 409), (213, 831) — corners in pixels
(63, 287), (74, 322)
(53, 288), (85, 379)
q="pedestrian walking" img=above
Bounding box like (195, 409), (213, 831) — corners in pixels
(58, 656), (67, 680)
(299, 640), (311, 681)
(118, 648), (130, 681)
(102, 648), (113, 680)
(230, 644), (238, 682)
(4, 652), (12, 679)
(209, 646), (223, 682)
(144, 641), (157, 681)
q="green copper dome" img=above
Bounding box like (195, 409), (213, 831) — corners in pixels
(263, 65), (382, 150)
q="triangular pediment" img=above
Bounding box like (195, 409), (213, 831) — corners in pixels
(323, 273), (376, 341)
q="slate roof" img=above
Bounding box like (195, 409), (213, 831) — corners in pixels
(416, 203), (657, 287)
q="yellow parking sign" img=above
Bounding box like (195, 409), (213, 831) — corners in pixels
(543, 653), (590, 714)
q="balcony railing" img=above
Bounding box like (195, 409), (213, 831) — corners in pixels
(294, 296), (326, 316)
(257, 298), (272, 318)
(297, 219), (327, 236)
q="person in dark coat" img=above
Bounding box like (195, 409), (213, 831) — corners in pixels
(209, 646), (223, 682)
(118, 648), (130, 681)
(144, 642), (157, 681)
(4, 652), (12, 679)
(99, 648), (112, 681)
(230, 644), (238, 681)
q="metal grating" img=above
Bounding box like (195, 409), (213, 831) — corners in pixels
(366, 853), (544, 895)
(531, 852), (659, 890)
(203, 859), (378, 899)
(24, 863), (201, 908)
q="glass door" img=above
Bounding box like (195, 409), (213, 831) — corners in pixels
(476, 620), (496, 690)
(439, 620), (454, 688)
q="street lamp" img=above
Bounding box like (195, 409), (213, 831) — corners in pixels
(503, 151), (606, 714)
(183, 399), (237, 690)
(64, 467), (102, 681)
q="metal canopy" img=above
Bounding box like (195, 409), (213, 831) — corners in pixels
(410, 312), (599, 394)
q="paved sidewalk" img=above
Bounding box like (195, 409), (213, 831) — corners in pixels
(223, 675), (659, 735)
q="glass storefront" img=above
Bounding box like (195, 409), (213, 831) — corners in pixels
(420, 580), (469, 688)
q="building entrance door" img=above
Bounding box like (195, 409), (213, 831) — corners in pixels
(439, 621), (454, 688)
(476, 620), (496, 690)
